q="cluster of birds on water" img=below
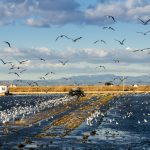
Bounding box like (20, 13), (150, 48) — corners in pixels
(0, 95), (73, 124)
(83, 94), (150, 143)
(0, 15), (150, 86)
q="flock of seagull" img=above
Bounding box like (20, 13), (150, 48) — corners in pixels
(0, 95), (72, 124)
(0, 15), (150, 86)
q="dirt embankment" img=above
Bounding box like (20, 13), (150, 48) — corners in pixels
(9, 85), (150, 93)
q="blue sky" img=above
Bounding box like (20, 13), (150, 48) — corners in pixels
(0, 0), (150, 81)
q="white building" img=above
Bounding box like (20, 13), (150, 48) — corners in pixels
(0, 86), (9, 95)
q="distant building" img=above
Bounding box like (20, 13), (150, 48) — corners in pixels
(0, 86), (9, 95)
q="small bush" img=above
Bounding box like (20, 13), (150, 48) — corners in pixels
(68, 87), (85, 98)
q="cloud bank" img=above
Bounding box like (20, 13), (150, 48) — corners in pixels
(0, 0), (150, 27)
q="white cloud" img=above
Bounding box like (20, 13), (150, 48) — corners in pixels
(84, 0), (150, 25)
(0, 0), (150, 27)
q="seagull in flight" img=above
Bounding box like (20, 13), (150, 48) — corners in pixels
(55, 35), (71, 41)
(32, 81), (38, 86)
(59, 60), (69, 65)
(132, 49), (140, 52)
(72, 37), (82, 42)
(140, 48), (150, 51)
(45, 72), (50, 76)
(93, 40), (99, 44)
(136, 31), (150, 35)
(93, 40), (106, 44)
(17, 59), (29, 64)
(4, 41), (11, 48)
(101, 40), (107, 44)
(40, 77), (45, 80)
(138, 17), (150, 25)
(103, 26), (115, 31)
(0, 59), (12, 65)
(115, 39), (126, 45)
(63, 77), (72, 81)
(39, 57), (46, 61)
(20, 69), (27, 73)
(106, 15), (116, 22)
(133, 48), (150, 52)
(8, 72), (20, 77)
(96, 65), (106, 69)
(118, 76), (128, 82)
(113, 59), (120, 63)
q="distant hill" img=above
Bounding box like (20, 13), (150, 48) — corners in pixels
(0, 74), (150, 86)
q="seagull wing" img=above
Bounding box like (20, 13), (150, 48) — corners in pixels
(59, 60), (63, 64)
(145, 19), (150, 24)
(138, 18), (145, 24)
(122, 39), (126, 43)
(109, 27), (115, 31)
(55, 36), (60, 41)
(4, 41), (11, 48)
(0, 59), (5, 64)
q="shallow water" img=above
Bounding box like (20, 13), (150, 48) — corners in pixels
(0, 94), (150, 149)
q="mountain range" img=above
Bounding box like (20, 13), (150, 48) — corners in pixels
(0, 74), (150, 86)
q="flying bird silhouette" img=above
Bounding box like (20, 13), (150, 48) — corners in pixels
(17, 60), (29, 64)
(32, 81), (38, 86)
(103, 26), (115, 31)
(136, 31), (150, 35)
(72, 37), (82, 42)
(59, 60), (69, 65)
(63, 77), (72, 81)
(113, 59), (120, 63)
(101, 40), (107, 44)
(93, 40), (99, 44)
(8, 72), (20, 77)
(132, 49), (140, 52)
(4, 41), (11, 48)
(96, 65), (106, 69)
(40, 77), (46, 80)
(39, 57), (46, 61)
(115, 39), (126, 45)
(118, 76), (128, 82)
(138, 17), (150, 25)
(55, 35), (71, 41)
(133, 48), (150, 52)
(106, 15), (116, 22)
(45, 72), (50, 76)
(20, 69), (27, 73)
(140, 48), (150, 51)
(0, 59), (12, 65)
